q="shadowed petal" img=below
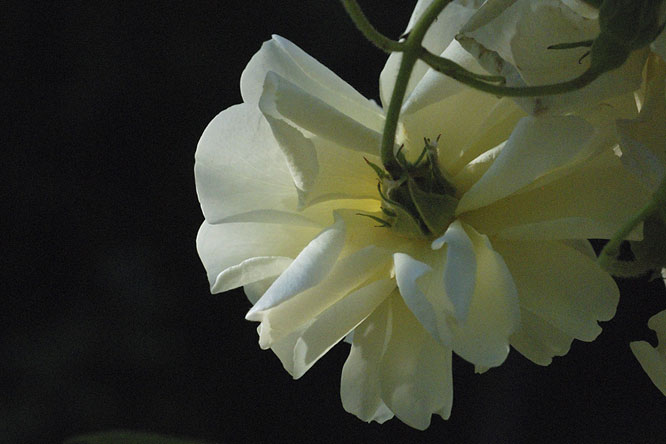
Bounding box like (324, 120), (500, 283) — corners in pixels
(631, 310), (666, 396)
(494, 239), (619, 344)
(447, 223), (519, 368)
(379, 295), (453, 430)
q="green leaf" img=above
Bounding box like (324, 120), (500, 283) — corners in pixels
(407, 178), (458, 236)
(64, 430), (216, 444)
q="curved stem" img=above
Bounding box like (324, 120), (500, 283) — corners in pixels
(420, 50), (602, 97)
(340, 0), (404, 53)
(380, 0), (453, 177)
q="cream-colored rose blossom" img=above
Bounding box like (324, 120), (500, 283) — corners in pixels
(196, 2), (651, 429)
(631, 309), (666, 396)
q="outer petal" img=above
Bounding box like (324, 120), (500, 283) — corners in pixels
(195, 104), (299, 223)
(494, 239), (619, 349)
(446, 223), (520, 368)
(341, 298), (395, 424)
(456, 115), (596, 214)
(241, 35), (384, 133)
(379, 295), (454, 430)
(250, 243), (393, 348)
(631, 310), (666, 396)
(509, 308), (575, 366)
(271, 278), (395, 379)
(196, 221), (320, 293)
(460, 150), (651, 240)
(246, 217), (346, 319)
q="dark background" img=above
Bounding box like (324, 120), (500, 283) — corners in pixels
(5, 1), (666, 443)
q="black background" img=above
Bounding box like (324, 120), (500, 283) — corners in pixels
(5, 1), (666, 443)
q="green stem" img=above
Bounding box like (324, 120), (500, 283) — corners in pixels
(340, 0), (404, 53)
(420, 50), (602, 97)
(380, 0), (454, 178)
(598, 200), (658, 270)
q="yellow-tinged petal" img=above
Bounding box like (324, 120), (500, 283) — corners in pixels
(457, 115), (596, 214)
(378, 295), (453, 430)
(301, 139), (380, 207)
(271, 278), (396, 379)
(401, 39), (487, 115)
(631, 310), (666, 396)
(401, 88), (522, 176)
(196, 221), (320, 293)
(461, 150), (651, 240)
(494, 239), (618, 344)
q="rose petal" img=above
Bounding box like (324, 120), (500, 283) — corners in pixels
(341, 298), (395, 424)
(260, 71), (383, 156)
(196, 221), (320, 293)
(494, 239), (619, 342)
(241, 35), (384, 132)
(246, 217), (346, 319)
(379, 295), (453, 430)
(394, 253), (452, 347)
(251, 244), (393, 348)
(457, 115), (595, 214)
(631, 310), (666, 396)
(272, 278), (395, 379)
(431, 220), (477, 321)
(447, 223), (519, 367)
(461, 150), (650, 240)
(195, 104), (299, 222)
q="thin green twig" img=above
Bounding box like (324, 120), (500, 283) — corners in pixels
(340, 0), (404, 53)
(420, 50), (602, 97)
